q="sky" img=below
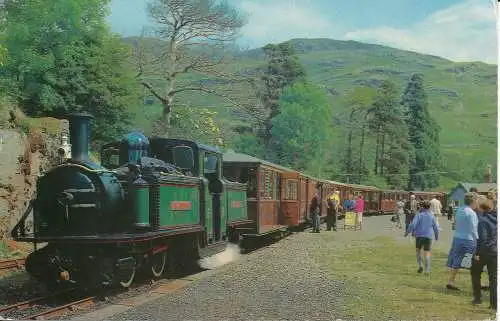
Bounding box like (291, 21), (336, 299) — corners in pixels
(108, 0), (498, 64)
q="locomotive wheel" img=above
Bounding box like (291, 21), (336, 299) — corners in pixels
(116, 266), (136, 288)
(151, 252), (167, 278)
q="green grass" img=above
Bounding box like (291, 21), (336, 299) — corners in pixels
(310, 235), (496, 320)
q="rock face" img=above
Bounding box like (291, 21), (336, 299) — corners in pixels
(0, 117), (65, 252)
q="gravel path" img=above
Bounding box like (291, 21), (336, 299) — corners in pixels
(97, 234), (347, 321)
(72, 214), (455, 321)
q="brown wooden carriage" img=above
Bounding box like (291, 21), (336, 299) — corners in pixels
(280, 171), (309, 228)
(222, 151), (289, 238)
(346, 183), (382, 216)
(380, 190), (407, 214)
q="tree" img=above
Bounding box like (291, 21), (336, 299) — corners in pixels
(258, 42), (306, 145)
(230, 133), (267, 159)
(341, 86), (377, 183)
(136, 0), (246, 132)
(165, 106), (224, 147)
(369, 80), (403, 176)
(270, 83), (332, 175)
(401, 73), (441, 190)
(3, 0), (140, 143)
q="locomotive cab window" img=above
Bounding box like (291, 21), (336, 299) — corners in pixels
(203, 154), (220, 178)
(172, 145), (195, 175)
(101, 148), (120, 169)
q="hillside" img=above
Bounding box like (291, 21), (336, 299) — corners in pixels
(123, 37), (497, 187)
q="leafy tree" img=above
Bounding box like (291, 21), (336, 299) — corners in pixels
(136, 0), (246, 132)
(166, 106), (225, 147)
(3, 0), (140, 143)
(401, 73), (441, 190)
(369, 80), (405, 176)
(270, 83), (332, 175)
(230, 133), (267, 159)
(258, 42), (306, 145)
(340, 86), (376, 183)
(257, 42), (306, 146)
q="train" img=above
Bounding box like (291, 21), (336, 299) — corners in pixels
(10, 113), (446, 290)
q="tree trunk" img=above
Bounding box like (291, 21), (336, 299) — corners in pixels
(346, 109), (356, 176)
(380, 133), (386, 175)
(374, 131), (380, 175)
(358, 123), (366, 183)
(161, 98), (173, 134)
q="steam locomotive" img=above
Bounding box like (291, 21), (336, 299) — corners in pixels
(11, 113), (253, 290)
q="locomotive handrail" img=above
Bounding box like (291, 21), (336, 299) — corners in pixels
(11, 199), (34, 238)
(53, 163), (111, 173)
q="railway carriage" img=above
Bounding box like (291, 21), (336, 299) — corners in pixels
(222, 151), (289, 244)
(279, 170), (309, 229)
(347, 184), (381, 216)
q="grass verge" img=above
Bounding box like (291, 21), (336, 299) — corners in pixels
(310, 235), (496, 320)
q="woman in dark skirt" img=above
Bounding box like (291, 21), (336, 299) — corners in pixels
(471, 197), (497, 309)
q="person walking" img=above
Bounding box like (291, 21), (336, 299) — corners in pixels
(471, 197), (497, 309)
(446, 193), (479, 291)
(395, 198), (405, 229)
(405, 201), (440, 274)
(430, 196), (443, 228)
(405, 193), (418, 234)
(326, 190), (340, 231)
(447, 201), (454, 221)
(355, 195), (365, 230)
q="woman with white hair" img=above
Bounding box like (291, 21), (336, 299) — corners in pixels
(446, 192), (479, 290)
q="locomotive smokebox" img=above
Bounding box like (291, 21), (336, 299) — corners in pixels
(68, 112), (94, 162)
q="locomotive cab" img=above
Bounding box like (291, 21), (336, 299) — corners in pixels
(149, 138), (227, 243)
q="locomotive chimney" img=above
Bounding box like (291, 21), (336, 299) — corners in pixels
(67, 113), (94, 162)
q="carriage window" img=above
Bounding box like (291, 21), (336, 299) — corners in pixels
(259, 168), (277, 200)
(284, 180), (298, 200)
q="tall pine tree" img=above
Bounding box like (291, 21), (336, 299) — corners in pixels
(369, 80), (410, 188)
(259, 41), (306, 146)
(401, 73), (441, 190)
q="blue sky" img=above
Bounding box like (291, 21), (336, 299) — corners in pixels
(108, 0), (497, 63)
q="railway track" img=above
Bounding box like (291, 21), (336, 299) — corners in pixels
(0, 258), (26, 272)
(0, 287), (123, 320)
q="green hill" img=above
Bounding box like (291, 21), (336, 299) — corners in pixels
(124, 37), (497, 187)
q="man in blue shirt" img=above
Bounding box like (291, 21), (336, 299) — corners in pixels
(405, 201), (440, 274)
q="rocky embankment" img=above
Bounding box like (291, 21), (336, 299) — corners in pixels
(0, 111), (65, 256)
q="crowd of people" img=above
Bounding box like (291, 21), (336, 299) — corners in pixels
(308, 184), (498, 311)
(404, 189), (497, 310)
(308, 184), (365, 233)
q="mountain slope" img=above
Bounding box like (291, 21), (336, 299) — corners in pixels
(125, 37), (497, 185)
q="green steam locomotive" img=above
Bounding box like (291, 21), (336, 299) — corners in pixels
(11, 113), (254, 290)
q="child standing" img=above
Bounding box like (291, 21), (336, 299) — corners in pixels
(405, 201), (440, 274)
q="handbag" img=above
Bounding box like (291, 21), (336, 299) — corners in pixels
(461, 253), (473, 269)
